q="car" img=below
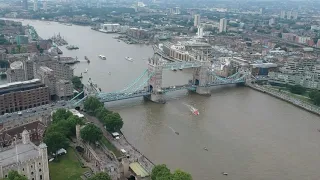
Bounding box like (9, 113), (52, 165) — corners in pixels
(18, 111), (22, 116)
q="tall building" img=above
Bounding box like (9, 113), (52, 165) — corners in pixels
(269, 18), (275, 26)
(280, 10), (286, 19)
(0, 79), (49, 114)
(33, 0), (38, 11)
(0, 129), (50, 180)
(286, 11), (292, 19)
(292, 11), (298, 20)
(219, 18), (227, 33)
(194, 14), (200, 27)
(22, 0), (28, 10)
(43, 0), (47, 11)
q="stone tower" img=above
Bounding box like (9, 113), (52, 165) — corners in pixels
(146, 57), (165, 103)
(76, 124), (81, 143)
(192, 61), (211, 95)
(39, 143), (50, 180)
(22, 128), (30, 144)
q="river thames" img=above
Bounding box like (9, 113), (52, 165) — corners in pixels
(9, 19), (320, 180)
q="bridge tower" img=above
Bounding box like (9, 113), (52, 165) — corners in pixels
(192, 60), (211, 95)
(145, 56), (165, 103)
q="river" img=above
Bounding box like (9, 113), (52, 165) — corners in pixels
(9, 19), (320, 180)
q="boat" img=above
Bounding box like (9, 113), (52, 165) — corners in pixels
(85, 56), (90, 63)
(204, 147), (208, 151)
(108, 72), (111, 75)
(179, 67), (183, 71)
(125, 57), (133, 62)
(84, 68), (88, 73)
(66, 45), (79, 50)
(175, 132), (179, 135)
(98, 55), (106, 60)
(171, 68), (177, 71)
(184, 104), (199, 115)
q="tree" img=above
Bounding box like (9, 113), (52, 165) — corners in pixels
(52, 108), (73, 123)
(84, 97), (104, 115)
(172, 169), (192, 180)
(72, 76), (83, 90)
(94, 106), (111, 120)
(104, 112), (123, 132)
(6, 171), (28, 180)
(151, 164), (171, 180)
(288, 85), (306, 95)
(44, 132), (69, 155)
(45, 121), (71, 137)
(80, 124), (102, 143)
(67, 115), (84, 135)
(88, 172), (111, 180)
(309, 90), (320, 106)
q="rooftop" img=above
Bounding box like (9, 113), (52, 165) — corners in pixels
(0, 142), (39, 167)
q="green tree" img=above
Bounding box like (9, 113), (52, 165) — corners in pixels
(52, 108), (73, 123)
(66, 115), (84, 135)
(45, 121), (71, 137)
(6, 170), (28, 180)
(288, 85), (306, 95)
(44, 132), (69, 155)
(309, 90), (319, 99)
(94, 106), (111, 120)
(80, 123), (102, 143)
(84, 97), (104, 115)
(88, 172), (111, 180)
(151, 164), (171, 180)
(313, 94), (320, 106)
(104, 112), (124, 132)
(172, 169), (192, 180)
(72, 76), (83, 90)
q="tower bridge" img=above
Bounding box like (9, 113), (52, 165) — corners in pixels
(71, 57), (252, 106)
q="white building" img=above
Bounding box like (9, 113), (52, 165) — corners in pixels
(219, 18), (227, 33)
(194, 14), (200, 27)
(269, 18), (275, 26)
(280, 10), (286, 19)
(292, 11), (298, 20)
(0, 129), (49, 180)
(33, 0), (38, 11)
(286, 11), (292, 19)
(100, 24), (120, 33)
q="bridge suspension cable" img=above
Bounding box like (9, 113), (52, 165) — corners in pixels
(131, 72), (155, 92)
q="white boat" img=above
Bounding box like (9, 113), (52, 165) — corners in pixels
(125, 57), (133, 62)
(98, 55), (106, 60)
(84, 68), (88, 73)
(184, 104), (199, 115)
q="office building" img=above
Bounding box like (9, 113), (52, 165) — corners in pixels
(219, 18), (227, 33)
(194, 14), (200, 27)
(0, 129), (49, 180)
(33, 0), (38, 11)
(22, 0), (28, 10)
(286, 11), (292, 19)
(55, 79), (73, 100)
(35, 66), (56, 96)
(6, 61), (26, 83)
(292, 11), (298, 20)
(280, 10), (286, 19)
(0, 79), (49, 115)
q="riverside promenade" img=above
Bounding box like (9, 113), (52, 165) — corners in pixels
(247, 83), (320, 116)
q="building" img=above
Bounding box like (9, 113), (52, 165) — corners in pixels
(100, 24), (120, 33)
(0, 79), (49, 115)
(269, 18), (275, 26)
(33, 0), (38, 11)
(280, 10), (286, 19)
(126, 28), (151, 40)
(219, 18), (227, 33)
(15, 35), (29, 45)
(286, 11), (292, 19)
(292, 11), (298, 20)
(250, 63), (277, 76)
(0, 129), (49, 180)
(0, 120), (46, 147)
(22, 0), (28, 10)
(43, 0), (47, 11)
(194, 14), (200, 27)
(55, 79), (73, 100)
(35, 66), (56, 97)
(6, 61), (26, 83)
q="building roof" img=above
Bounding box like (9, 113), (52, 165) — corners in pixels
(0, 142), (40, 167)
(129, 162), (149, 178)
(10, 61), (23, 70)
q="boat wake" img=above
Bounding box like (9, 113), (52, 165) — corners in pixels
(183, 103), (199, 115)
(165, 124), (179, 135)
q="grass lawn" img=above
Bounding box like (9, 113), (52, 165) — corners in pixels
(49, 147), (90, 180)
(100, 137), (122, 157)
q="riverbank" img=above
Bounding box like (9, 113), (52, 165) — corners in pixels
(247, 83), (320, 116)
